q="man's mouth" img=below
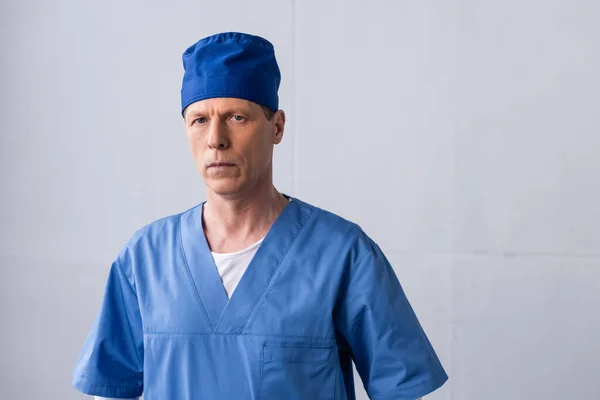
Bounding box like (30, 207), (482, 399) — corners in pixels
(208, 162), (236, 168)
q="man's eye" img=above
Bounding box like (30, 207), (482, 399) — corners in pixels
(193, 117), (206, 125)
(231, 115), (246, 122)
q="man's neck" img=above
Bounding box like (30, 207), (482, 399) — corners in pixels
(202, 184), (288, 253)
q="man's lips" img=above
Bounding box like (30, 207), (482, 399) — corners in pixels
(207, 162), (236, 168)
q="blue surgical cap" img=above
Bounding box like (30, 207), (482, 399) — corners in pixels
(180, 32), (281, 116)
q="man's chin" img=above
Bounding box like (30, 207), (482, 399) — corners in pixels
(206, 182), (244, 197)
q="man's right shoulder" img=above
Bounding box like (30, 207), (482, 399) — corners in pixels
(117, 202), (202, 260)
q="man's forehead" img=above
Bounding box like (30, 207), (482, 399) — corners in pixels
(185, 98), (258, 116)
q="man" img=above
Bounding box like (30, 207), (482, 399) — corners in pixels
(72, 32), (448, 400)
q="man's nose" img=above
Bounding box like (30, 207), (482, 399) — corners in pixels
(207, 121), (229, 150)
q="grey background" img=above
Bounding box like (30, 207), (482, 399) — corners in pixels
(1, 1), (599, 399)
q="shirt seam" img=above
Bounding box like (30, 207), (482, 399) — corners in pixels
(73, 376), (142, 390)
(233, 206), (316, 334)
(178, 212), (214, 330)
(367, 371), (445, 398)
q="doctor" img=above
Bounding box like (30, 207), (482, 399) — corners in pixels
(72, 32), (448, 400)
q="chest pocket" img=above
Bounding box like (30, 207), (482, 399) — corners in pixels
(260, 345), (337, 400)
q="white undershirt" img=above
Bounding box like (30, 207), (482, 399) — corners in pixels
(211, 234), (264, 299)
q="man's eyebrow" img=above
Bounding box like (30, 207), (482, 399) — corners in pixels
(185, 110), (205, 119)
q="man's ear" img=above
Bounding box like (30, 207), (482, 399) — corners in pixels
(273, 110), (286, 144)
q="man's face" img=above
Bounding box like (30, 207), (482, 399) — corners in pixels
(183, 97), (285, 197)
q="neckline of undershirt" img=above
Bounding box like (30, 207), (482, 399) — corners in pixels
(209, 197), (292, 258)
(211, 237), (265, 258)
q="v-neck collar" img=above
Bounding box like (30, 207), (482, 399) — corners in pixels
(179, 194), (314, 333)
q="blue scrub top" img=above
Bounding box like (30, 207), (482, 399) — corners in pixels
(72, 195), (448, 399)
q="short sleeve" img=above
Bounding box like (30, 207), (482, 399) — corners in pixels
(334, 240), (448, 400)
(72, 256), (144, 398)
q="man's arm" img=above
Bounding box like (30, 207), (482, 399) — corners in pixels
(334, 238), (447, 399)
(72, 256), (144, 397)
